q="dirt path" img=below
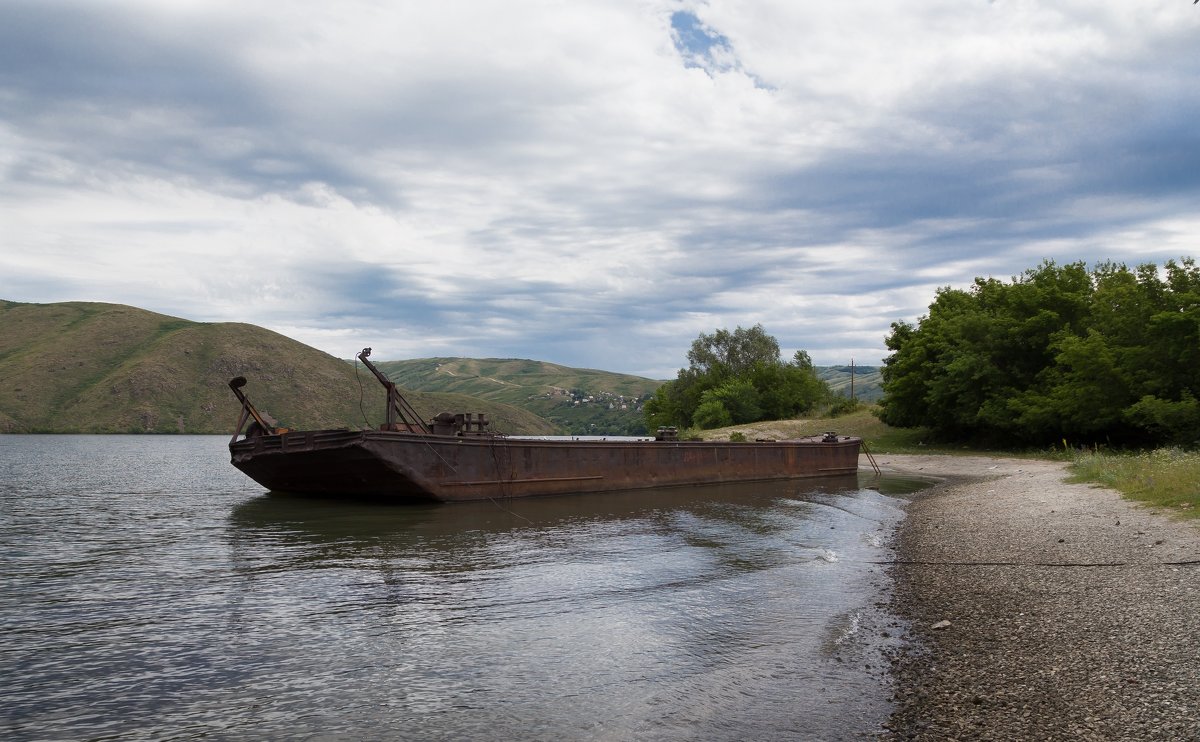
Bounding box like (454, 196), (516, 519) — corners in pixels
(873, 454), (1200, 741)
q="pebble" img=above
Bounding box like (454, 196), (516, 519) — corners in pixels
(877, 454), (1200, 741)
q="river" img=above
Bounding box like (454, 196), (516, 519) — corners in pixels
(1, 435), (926, 740)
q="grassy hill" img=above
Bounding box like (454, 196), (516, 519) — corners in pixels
(374, 357), (664, 435)
(817, 365), (884, 402)
(0, 301), (558, 435)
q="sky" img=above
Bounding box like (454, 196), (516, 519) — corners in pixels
(2, 0), (1198, 379)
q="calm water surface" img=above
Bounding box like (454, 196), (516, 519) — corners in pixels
(1, 435), (926, 740)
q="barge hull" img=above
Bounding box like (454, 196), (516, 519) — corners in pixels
(229, 430), (862, 502)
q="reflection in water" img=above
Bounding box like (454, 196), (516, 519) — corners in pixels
(1, 437), (931, 741)
(229, 475), (863, 543)
(222, 476), (910, 740)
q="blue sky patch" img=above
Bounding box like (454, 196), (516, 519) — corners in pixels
(670, 10), (734, 72)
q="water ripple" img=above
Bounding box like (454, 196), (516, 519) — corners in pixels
(1, 435), (918, 741)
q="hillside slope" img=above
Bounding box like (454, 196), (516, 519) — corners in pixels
(0, 301), (557, 435)
(375, 357), (663, 435)
(376, 357), (661, 403)
(817, 365), (883, 402)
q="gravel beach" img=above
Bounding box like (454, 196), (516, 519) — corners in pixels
(875, 454), (1200, 741)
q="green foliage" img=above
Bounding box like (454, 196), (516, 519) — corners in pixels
(751, 361), (827, 420)
(645, 324), (830, 430)
(880, 258), (1200, 446)
(825, 395), (863, 417)
(693, 398), (734, 429)
(1124, 394), (1200, 444)
(686, 325), (782, 377)
(702, 379), (762, 425)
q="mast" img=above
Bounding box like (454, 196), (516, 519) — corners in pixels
(357, 348), (432, 434)
(227, 376), (282, 441)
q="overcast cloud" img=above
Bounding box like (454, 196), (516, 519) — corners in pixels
(2, 0), (1198, 378)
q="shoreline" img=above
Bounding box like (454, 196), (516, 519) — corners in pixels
(872, 454), (1200, 741)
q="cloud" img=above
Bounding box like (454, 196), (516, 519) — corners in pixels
(2, 0), (1199, 379)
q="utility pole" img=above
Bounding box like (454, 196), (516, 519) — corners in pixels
(850, 358), (856, 400)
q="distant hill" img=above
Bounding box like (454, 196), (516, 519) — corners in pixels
(816, 365), (884, 402)
(0, 301), (558, 435)
(374, 357), (663, 435)
(371, 358), (885, 433)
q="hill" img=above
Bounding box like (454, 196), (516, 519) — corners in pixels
(817, 364), (883, 402)
(0, 301), (558, 435)
(374, 357), (663, 435)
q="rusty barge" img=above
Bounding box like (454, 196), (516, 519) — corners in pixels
(227, 349), (863, 503)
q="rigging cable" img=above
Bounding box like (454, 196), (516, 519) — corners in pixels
(485, 432), (533, 524)
(354, 358), (372, 429)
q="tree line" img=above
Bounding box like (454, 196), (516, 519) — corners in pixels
(878, 259), (1200, 446)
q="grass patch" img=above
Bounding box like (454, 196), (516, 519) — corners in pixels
(693, 407), (955, 454)
(1068, 448), (1200, 518)
(827, 409), (935, 453)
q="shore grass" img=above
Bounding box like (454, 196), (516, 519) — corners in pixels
(1068, 448), (1200, 519)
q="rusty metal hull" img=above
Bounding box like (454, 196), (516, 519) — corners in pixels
(229, 430), (862, 503)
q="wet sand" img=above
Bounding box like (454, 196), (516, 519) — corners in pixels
(873, 454), (1200, 741)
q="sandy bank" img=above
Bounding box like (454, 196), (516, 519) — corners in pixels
(872, 454), (1200, 741)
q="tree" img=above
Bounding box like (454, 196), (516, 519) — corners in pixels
(645, 325), (830, 430)
(686, 325), (782, 379)
(751, 360), (826, 420)
(879, 258), (1200, 446)
(692, 398), (734, 429)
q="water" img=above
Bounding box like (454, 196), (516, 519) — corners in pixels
(1, 435), (927, 740)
